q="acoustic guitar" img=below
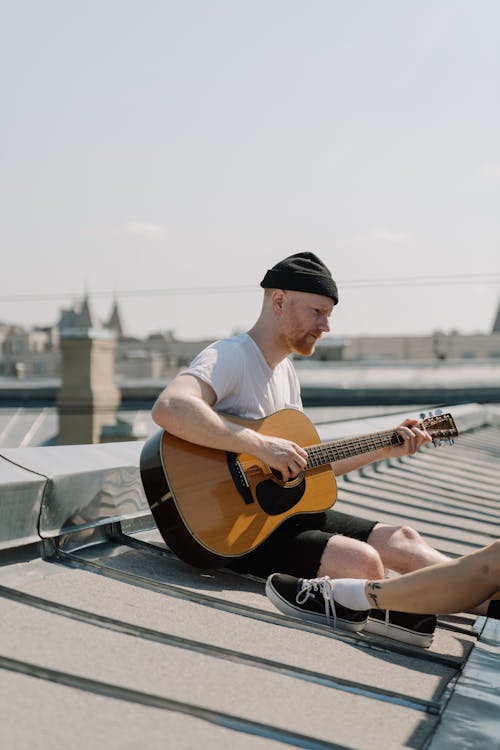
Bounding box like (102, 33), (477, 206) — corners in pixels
(140, 409), (458, 568)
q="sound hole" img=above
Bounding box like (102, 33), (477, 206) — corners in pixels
(255, 477), (306, 515)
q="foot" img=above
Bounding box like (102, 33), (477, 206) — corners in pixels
(364, 609), (436, 648)
(265, 573), (369, 632)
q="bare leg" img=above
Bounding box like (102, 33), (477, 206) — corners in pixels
(367, 522), (492, 614)
(367, 523), (449, 573)
(364, 540), (500, 615)
(317, 535), (385, 579)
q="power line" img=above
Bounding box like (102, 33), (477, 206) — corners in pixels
(0, 286), (253, 302)
(1, 272), (500, 303)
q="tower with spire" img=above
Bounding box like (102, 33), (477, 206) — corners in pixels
(58, 293), (100, 335)
(106, 297), (125, 338)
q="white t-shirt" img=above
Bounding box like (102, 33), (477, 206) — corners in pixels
(183, 332), (303, 419)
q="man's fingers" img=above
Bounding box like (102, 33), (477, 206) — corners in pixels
(276, 451), (307, 481)
(396, 424), (431, 455)
(260, 436), (308, 480)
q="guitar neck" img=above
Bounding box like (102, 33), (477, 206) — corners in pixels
(306, 428), (403, 468)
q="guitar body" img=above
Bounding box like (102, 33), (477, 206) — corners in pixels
(140, 409), (337, 568)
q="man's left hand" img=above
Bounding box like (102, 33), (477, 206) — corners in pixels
(388, 418), (432, 458)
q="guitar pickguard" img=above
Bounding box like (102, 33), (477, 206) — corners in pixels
(255, 476), (306, 515)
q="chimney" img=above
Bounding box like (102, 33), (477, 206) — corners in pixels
(57, 328), (120, 445)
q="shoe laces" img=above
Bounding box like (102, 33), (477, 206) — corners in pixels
(296, 576), (337, 627)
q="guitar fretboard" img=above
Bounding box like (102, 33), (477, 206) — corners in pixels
(306, 429), (403, 468)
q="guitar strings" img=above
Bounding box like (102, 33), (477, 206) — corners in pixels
(304, 417), (456, 469)
(305, 429), (401, 468)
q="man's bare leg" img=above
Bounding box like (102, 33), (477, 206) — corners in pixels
(317, 535), (385, 580)
(367, 523), (449, 573)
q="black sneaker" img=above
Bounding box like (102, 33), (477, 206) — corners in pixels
(364, 609), (436, 648)
(487, 600), (500, 620)
(265, 573), (369, 632)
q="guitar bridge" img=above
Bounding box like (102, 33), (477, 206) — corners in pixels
(226, 452), (255, 505)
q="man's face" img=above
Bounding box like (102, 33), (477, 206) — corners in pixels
(278, 290), (334, 356)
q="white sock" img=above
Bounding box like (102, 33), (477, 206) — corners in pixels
(331, 578), (370, 611)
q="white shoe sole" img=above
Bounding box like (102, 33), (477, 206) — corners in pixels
(364, 618), (434, 648)
(265, 579), (367, 633)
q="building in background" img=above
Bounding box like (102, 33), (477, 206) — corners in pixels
(2, 295), (500, 382)
(0, 322), (59, 378)
(316, 329), (500, 362)
(0, 295), (215, 381)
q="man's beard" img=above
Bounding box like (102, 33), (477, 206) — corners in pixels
(291, 333), (317, 357)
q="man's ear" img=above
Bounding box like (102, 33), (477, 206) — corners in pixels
(271, 289), (286, 315)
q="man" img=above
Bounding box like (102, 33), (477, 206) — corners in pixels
(152, 251), (452, 646)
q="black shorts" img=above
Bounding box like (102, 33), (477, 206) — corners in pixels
(227, 509), (378, 580)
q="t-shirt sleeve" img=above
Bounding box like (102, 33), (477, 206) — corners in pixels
(183, 340), (243, 406)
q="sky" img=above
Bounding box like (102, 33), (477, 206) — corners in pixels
(2, 0), (500, 342)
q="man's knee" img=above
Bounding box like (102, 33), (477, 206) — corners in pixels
(367, 522), (447, 574)
(318, 537), (385, 579)
(392, 525), (423, 546)
(355, 545), (385, 579)
(484, 540), (500, 582)
(369, 523), (425, 552)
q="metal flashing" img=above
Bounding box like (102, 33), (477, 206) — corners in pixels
(428, 618), (500, 749)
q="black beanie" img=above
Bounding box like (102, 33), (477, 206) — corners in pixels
(260, 251), (339, 305)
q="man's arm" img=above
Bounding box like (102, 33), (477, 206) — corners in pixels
(331, 419), (432, 477)
(151, 373), (308, 482)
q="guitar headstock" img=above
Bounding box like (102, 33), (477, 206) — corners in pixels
(419, 410), (458, 447)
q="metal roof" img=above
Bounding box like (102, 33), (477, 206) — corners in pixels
(0, 402), (499, 748)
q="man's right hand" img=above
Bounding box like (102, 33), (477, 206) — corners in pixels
(255, 435), (308, 482)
